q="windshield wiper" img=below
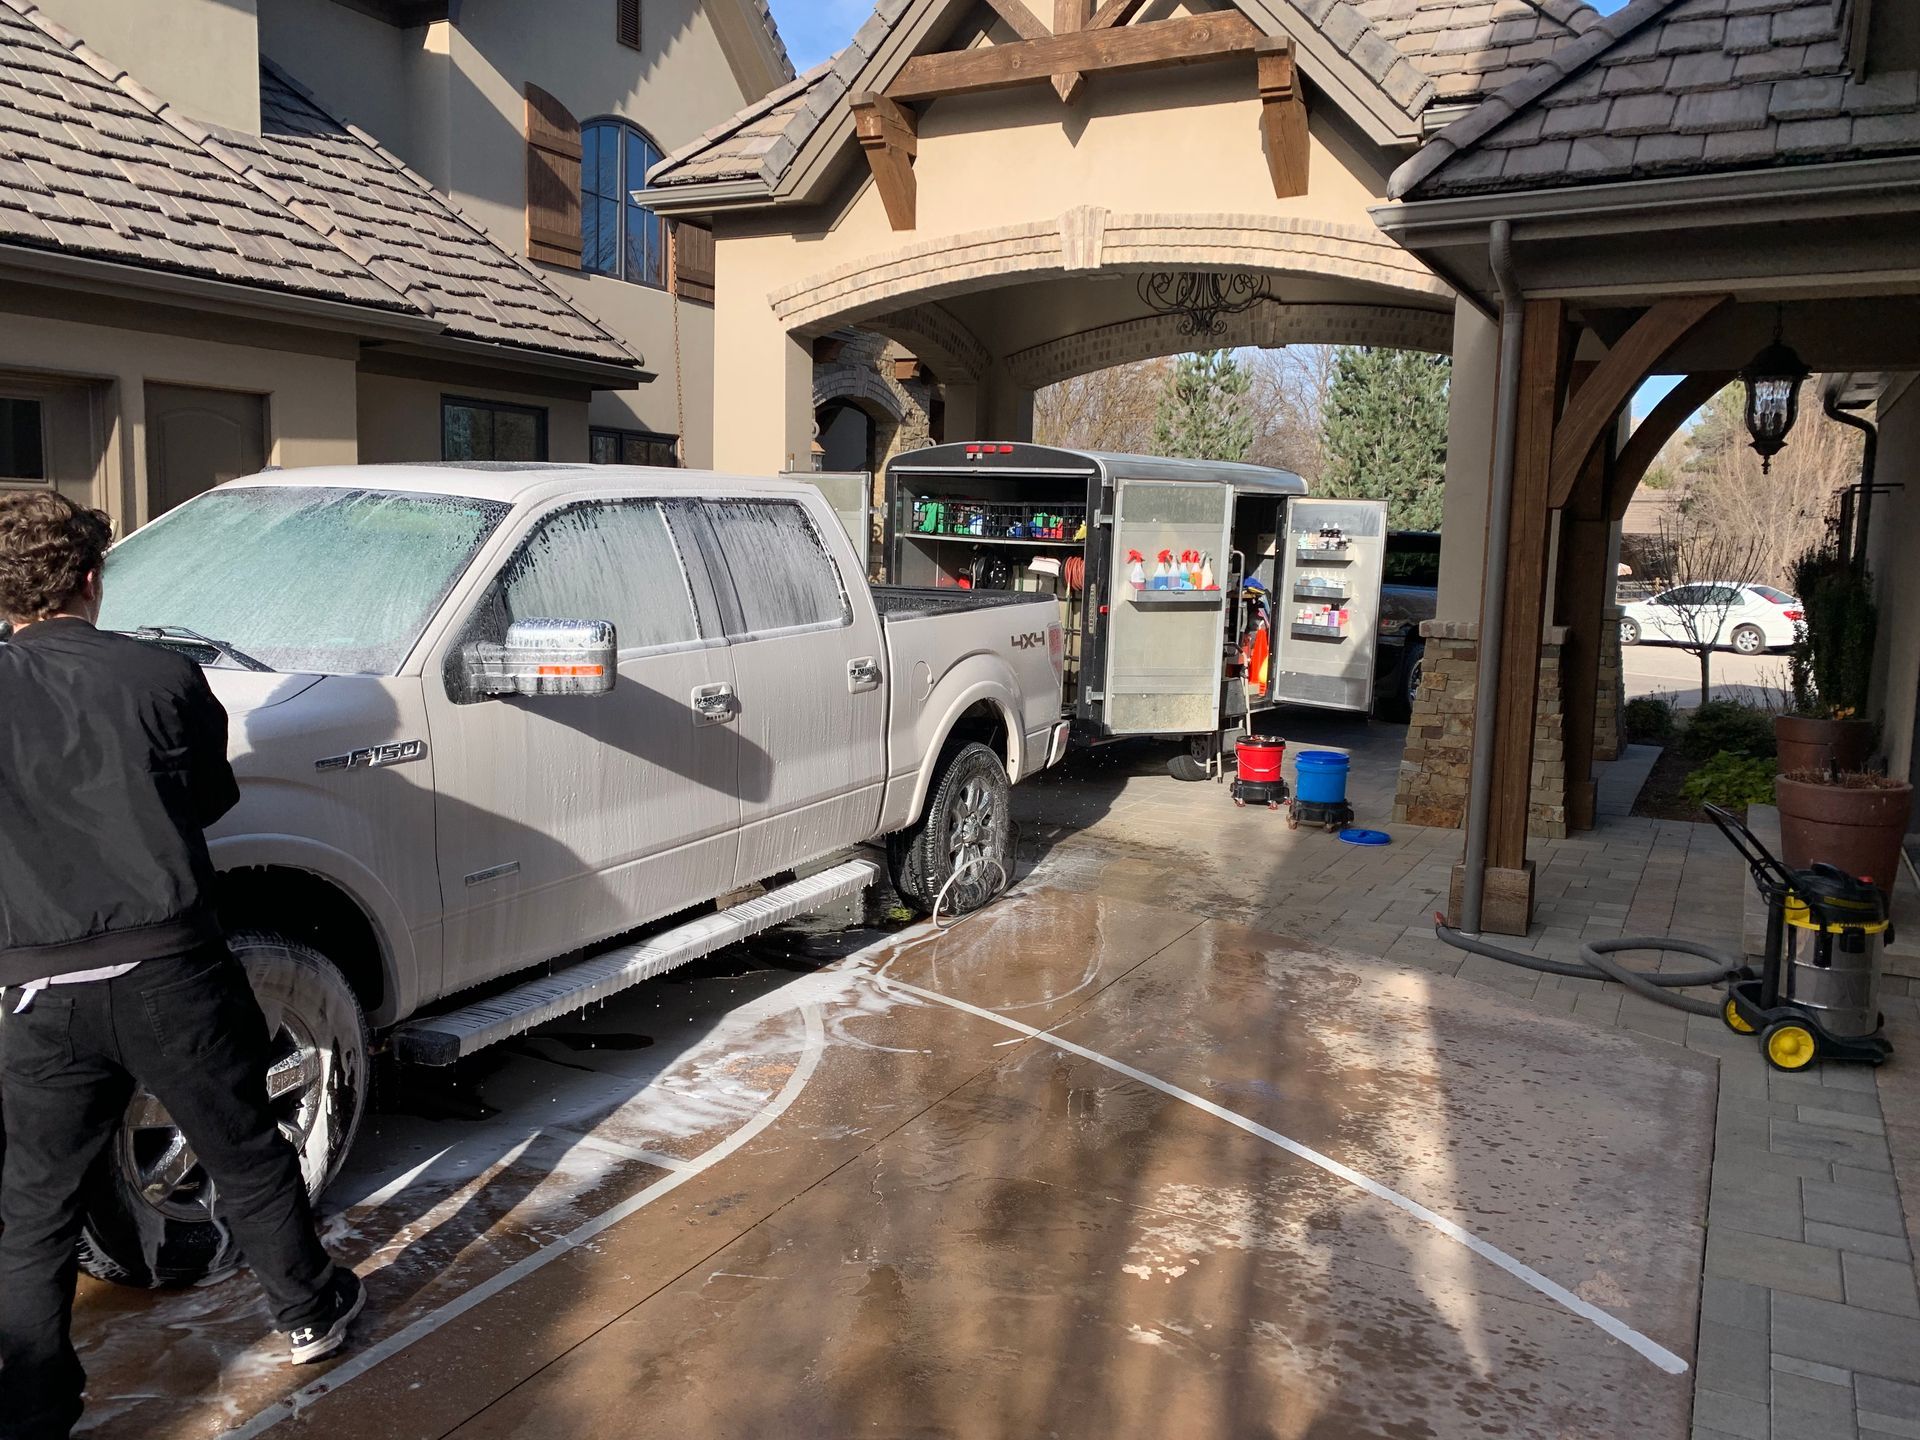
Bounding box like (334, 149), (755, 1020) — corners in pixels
(129, 626), (274, 673)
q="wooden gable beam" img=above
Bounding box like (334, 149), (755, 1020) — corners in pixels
(982, 0), (1047, 41)
(1547, 295), (1730, 509)
(852, 92), (919, 231)
(1086, 0), (1148, 29)
(1054, 0), (1093, 103)
(1256, 37), (1308, 199)
(886, 11), (1261, 102)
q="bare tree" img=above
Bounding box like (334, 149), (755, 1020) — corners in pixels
(1245, 345), (1335, 485)
(1681, 383), (1863, 589)
(1032, 359), (1171, 453)
(1652, 509), (1767, 704)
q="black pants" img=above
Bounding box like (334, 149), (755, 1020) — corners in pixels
(0, 945), (336, 1440)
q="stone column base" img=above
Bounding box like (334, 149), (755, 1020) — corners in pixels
(1449, 861), (1536, 936)
(1394, 621), (1568, 839)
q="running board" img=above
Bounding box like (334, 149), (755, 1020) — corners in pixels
(394, 859), (880, 1067)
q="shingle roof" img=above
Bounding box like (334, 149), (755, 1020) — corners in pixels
(220, 66), (636, 365)
(1392, 0), (1920, 200)
(648, 0), (1605, 198)
(0, 1), (408, 309)
(1356, 0), (1602, 104)
(0, 0), (638, 370)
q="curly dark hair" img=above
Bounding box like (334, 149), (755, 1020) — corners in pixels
(0, 490), (114, 622)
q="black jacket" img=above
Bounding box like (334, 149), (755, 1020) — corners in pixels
(0, 619), (239, 984)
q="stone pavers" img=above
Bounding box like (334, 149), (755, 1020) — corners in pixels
(1015, 729), (1920, 1440)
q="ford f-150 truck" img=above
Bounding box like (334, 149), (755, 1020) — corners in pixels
(30, 463), (1065, 1286)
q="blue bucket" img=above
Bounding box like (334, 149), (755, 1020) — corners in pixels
(1294, 751), (1350, 806)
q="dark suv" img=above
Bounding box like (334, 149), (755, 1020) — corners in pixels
(1375, 531), (1439, 715)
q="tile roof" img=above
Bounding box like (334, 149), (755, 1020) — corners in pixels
(221, 66), (636, 365)
(745, 0), (798, 85)
(1355, 0), (1603, 104)
(1392, 0), (1920, 200)
(648, 0), (1605, 197)
(0, 0), (638, 370)
(0, 0), (408, 309)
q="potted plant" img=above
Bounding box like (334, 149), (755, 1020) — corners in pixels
(1774, 542), (1876, 773)
(1774, 769), (1912, 897)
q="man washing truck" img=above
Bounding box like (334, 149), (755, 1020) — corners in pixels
(0, 466), (1064, 1352)
(0, 492), (363, 1440)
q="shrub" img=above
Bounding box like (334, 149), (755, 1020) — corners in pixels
(1681, 753), (1778, 811)
(1623, 696), (1675, 745)
(1788, 542), (1878, 719)
(1680, 699), (1777, 762)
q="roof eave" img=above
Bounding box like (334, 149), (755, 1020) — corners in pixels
(0, 240), (442, 343)
(1375, 154), (1920, 246)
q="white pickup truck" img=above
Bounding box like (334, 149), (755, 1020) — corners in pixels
(63, 463), (1066, 1285)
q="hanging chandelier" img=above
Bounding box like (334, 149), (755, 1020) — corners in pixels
(1741, 311), (1810, 475)
(1136, 271), (1275, 338)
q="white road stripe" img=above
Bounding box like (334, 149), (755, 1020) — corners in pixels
(221, 1002), (827, 1439)
(880, 975), (1691, 1377)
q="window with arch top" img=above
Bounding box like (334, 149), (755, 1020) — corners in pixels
(582, 120), (665, 288)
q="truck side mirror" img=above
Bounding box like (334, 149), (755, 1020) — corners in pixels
(466, 618), (617, 698)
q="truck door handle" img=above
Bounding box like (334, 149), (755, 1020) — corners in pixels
(691, 683), (736, 725)
(848, 657), (883, 693)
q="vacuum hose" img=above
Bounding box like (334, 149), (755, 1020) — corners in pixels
(1434, 919), (1754, 1018)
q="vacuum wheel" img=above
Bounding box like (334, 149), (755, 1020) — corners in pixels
(1761, 1019), (1819, 1072)
(1722, 995), (1755, 1035)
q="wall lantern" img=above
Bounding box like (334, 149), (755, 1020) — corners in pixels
(1741, 318), (1810, 474)
(1136, 271), (1275, 338)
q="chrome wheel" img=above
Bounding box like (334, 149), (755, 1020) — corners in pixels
(116, 1021), (326, 1221)
(1620, 618), (1641, 646)
(947, 776), (1002, 877)
(1732, 624), (1765, 656)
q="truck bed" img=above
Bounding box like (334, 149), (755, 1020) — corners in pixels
(872, 586), (1047, 621)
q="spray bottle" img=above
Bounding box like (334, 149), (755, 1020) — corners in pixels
(1200, 553), (1215, 590)
(1154, 550), (1174, 589)
(1126, 549), (1147, 589)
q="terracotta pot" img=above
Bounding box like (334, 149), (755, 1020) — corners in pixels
(1774, 715), (1874, 776)
(1774, 775), (1913, 896)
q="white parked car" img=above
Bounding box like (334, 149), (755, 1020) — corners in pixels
(16, 464), (1068, 1287)
(1619, 582), (1802, 655)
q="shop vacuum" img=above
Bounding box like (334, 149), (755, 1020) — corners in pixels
(1435, 804), (1893, 1073)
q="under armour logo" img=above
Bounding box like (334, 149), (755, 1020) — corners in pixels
(292, 1328), (315, 1345)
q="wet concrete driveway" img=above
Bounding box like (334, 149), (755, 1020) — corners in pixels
(73, 887), (1715, 1440)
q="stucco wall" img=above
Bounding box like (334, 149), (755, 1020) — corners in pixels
(35, 0), (262, 133)
(357, 373), (590, 466)
(709, 63), (1447, 474)
(0, 306), (356, 531)
(257, 0), (428, 166)
(1867, 376), (1920, 793)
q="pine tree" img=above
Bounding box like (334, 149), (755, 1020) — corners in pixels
(1319, 348), (1451, 530)
(1151, 350), (1254, 462)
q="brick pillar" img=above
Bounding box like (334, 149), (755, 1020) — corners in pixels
(1393, 619), (1569, 841)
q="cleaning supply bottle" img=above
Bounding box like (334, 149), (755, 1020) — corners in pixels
(1200, 553), (1216, 591)
(1154, 550), (1174, 589)
(1127, 550), (1147, 588)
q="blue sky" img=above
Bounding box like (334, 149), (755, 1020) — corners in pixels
(766, 0), (1677, 416)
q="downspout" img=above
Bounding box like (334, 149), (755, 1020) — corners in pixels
(1459, 219), (1526, 937)
(1823, 393), (1878, 573)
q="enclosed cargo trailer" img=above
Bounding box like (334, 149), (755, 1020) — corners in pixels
(884, 443), (1388, 775)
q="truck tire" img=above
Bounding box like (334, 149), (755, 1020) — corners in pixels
(888, 743), (1014, 919)
(78, 933), (370, 1287)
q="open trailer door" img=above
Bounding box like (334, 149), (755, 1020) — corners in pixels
(1267, 497), (1388, 712)
(1102, 477), (1235, 736)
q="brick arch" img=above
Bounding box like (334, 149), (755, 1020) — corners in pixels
(813, 361), (907, 422)
(1003, 301), (1455, 390)
(769, 207), (1451, 333)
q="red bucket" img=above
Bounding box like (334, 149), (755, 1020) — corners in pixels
(1236, 736), (1286, 785)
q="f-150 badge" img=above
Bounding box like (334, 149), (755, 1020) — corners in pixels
(315, 739), (427, 773)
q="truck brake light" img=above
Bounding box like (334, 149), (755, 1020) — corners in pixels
(1048, 623), (1064, 681)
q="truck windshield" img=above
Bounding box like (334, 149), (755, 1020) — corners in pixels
(97, 487), (508, 675)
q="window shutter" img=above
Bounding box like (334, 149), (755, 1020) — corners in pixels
(617, 0), (641, 50)
(525, 83), (583, 269)
(671, 222), (715, 305)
